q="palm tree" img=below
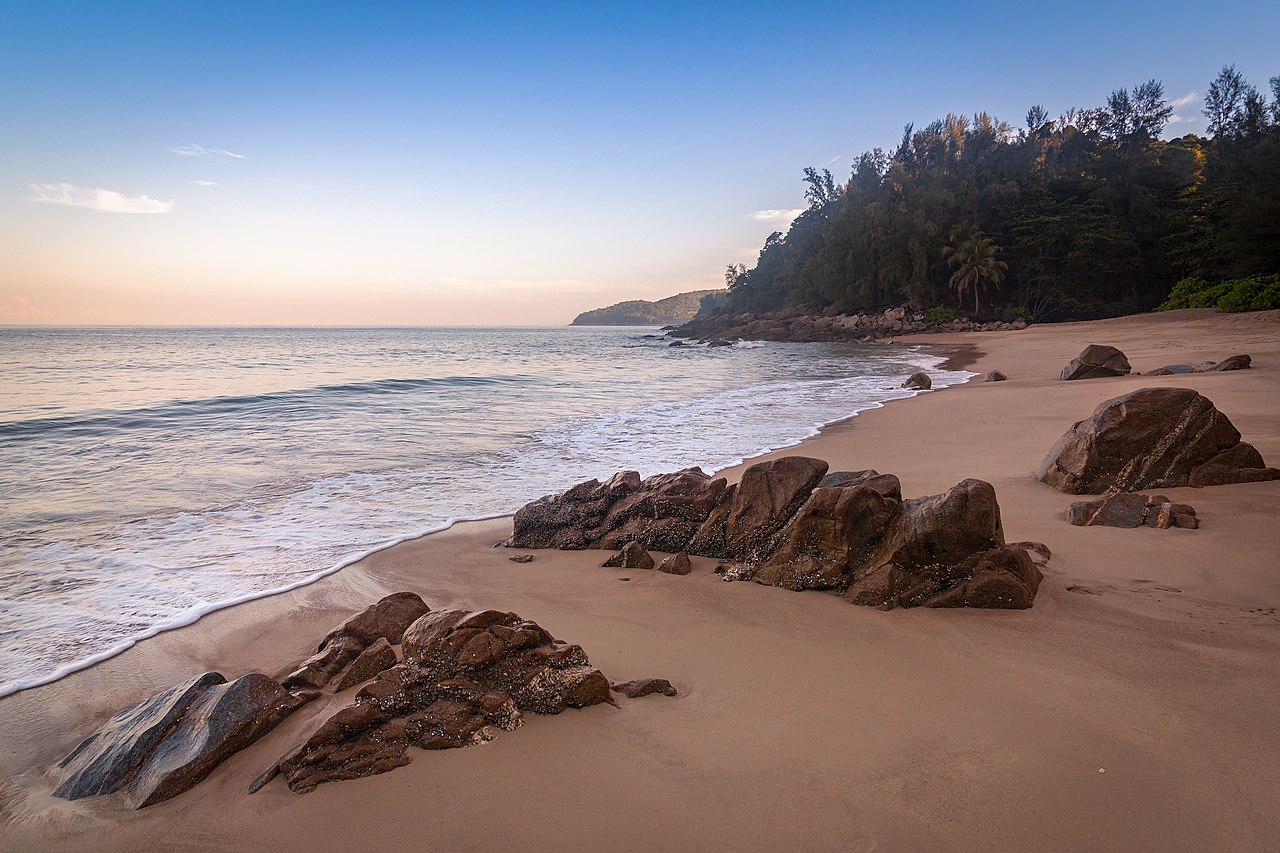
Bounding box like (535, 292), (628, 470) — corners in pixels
(943, 224), (1008, 314)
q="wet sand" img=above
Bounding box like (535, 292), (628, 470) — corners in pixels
(2, 308), (1278, 852)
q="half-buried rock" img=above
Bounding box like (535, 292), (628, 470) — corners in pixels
(1066, 493), (1199, 529)
(1058, 344), (1130, 380)
(1036, 387), (1280, 493)
(54, 671), (312, 808)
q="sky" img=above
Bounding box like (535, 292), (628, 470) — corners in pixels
(2, 1), (1277, 326)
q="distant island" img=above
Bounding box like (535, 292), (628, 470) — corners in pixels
(570, 290), (723, 326)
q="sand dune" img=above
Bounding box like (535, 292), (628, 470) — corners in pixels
(2, 308), (1277, 852)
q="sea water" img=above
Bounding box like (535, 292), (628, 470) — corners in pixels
(0, 326), (972, 697)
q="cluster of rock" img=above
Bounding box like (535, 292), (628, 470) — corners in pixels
(1066, 493), (1199, 529)
(1059, 344), (1254, 380)
(670, 305), (1029, 343)
(1036, 387), (1280, 493)
(511, 456), (1045, 610)
(54, 594), (675, 805)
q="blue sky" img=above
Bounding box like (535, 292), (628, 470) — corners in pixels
(2, 1), (1277, 324)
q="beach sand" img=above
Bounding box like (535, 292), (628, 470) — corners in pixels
(2, 308), (1278, 852)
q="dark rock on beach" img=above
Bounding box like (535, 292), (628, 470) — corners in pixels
(1209, 354), (1251, 371)
(983, 370), (1008, 382)
(1058, 344), (1131, 380)
(602, 541), (655, 570)
(1066, 493), (1200, 529)
(656, 552), (692, 575)
(333, 637), (398, 692)
(513, 456), (1042, 610)
(269, 609), (614, 793)
(283, 592), (429, 691)
(1036, 387), (1280, 493)
(54, 671), (309, 808)
(612, 678), (678, 698)
(901, 371), (931, 390)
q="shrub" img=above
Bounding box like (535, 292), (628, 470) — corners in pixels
(924, 306), (959, 325)
(1158, 275), (1280, 312)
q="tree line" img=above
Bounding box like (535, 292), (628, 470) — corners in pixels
(712, 66), (1280, 321)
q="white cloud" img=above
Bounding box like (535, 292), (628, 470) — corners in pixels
(192, 180), (219, 187)
(30, 182), (174, 214)
(0, 295), (55, 323)
(1170, 91), (1199, 109)
(171, 143), (245, 159)
(822, 153), (844, 168)
(744, 208), (804, 226)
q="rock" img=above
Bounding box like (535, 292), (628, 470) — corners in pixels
(54, 671), (310, 808)
(724, 456), (828, 560)
(54, 672), (227, 801)
(508, 554), (534, 563)
(602, 541), (655, 570)
(283, 633), (365, 690)
(1144, 364), (1196, 376)
(334, 638), (398, 692)
(1011, 317), (1028, 330)
(612, 679), (677, 698)
(669, 340), (687, 347)
(1066, 493), (1199, 530)
(656, 552), (692, 575)
(1209, 354), (1251, 372)
(923, 546), (1044, 609)
(707, 339), (734, 347)
(274, 609), (613, 793)
(901, 371), (932, 390)
(321, 592), (432, 648)
(983, 370), (1008, 382)
(126, 674), (311, 808)
(1036, 387), (1280, 493)
(1058, 344), (1131, 380)
(1193, 360), (1218, 372)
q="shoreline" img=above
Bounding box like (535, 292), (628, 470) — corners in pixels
(0, 338), (970, 701)
(3, 308), (1278, 852)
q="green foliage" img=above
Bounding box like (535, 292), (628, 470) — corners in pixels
(711, 66), (1280, 322)
(924, 306), (959, 325)
(1157, 275), (1280, 312)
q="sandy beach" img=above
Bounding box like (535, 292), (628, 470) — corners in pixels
(2, 308), (1278, 852)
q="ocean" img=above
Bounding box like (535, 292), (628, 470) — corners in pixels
(0, 326), (972, 697)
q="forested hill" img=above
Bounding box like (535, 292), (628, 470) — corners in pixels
(708, 66), (1279, 323)
(571, 290), (722, 325)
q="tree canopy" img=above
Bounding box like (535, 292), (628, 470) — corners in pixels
(714, 67), (1280, 321)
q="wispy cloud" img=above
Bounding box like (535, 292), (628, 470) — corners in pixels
(192, 180), (219, 187)
(30, 182), (174, 214)
(171, 143), (245, 160)
(745, 208), (804, 226)
(822, 153), (844, 168)
(1170, 91), (1199, 109)
(0, 295), (55, 323)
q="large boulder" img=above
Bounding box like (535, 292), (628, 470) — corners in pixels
(268, 609), (613, 793)
(126, 674), (311, 808)
(1058, 344), (1130, 380)
(54, 671), (309, 808)
(1036, 387), (1280, 493)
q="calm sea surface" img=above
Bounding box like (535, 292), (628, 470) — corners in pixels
(0, 326), (971, 696)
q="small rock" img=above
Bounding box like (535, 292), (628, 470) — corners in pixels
(1209, 354), (1251, 372)
(1143, 364), (1195, 376)
(1058, 344), (1130, 380)
(656, 552), (692, 575)
(602, 541), (655, 570)
(611, 679), (677, 698)
(983, 370), (1008, 382)
(508, 554), (534, 563)
(1065, 492), (1198, 529)
(901, 371), (932, 390)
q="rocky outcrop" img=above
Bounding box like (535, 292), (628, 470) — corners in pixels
(265, 609), (614, 793)
(1058, 344), (1131, 380)
(670, 306), (1031, 343)
(1036, 387), (1280, 493)
(1066, 493), (1199, 529)
(902, 372), (931, 390)
(333, 638), (397, 692)
(54, 671), (311, 808)
(513, 457), (1042, 610)
(571, 290), (720, 326)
